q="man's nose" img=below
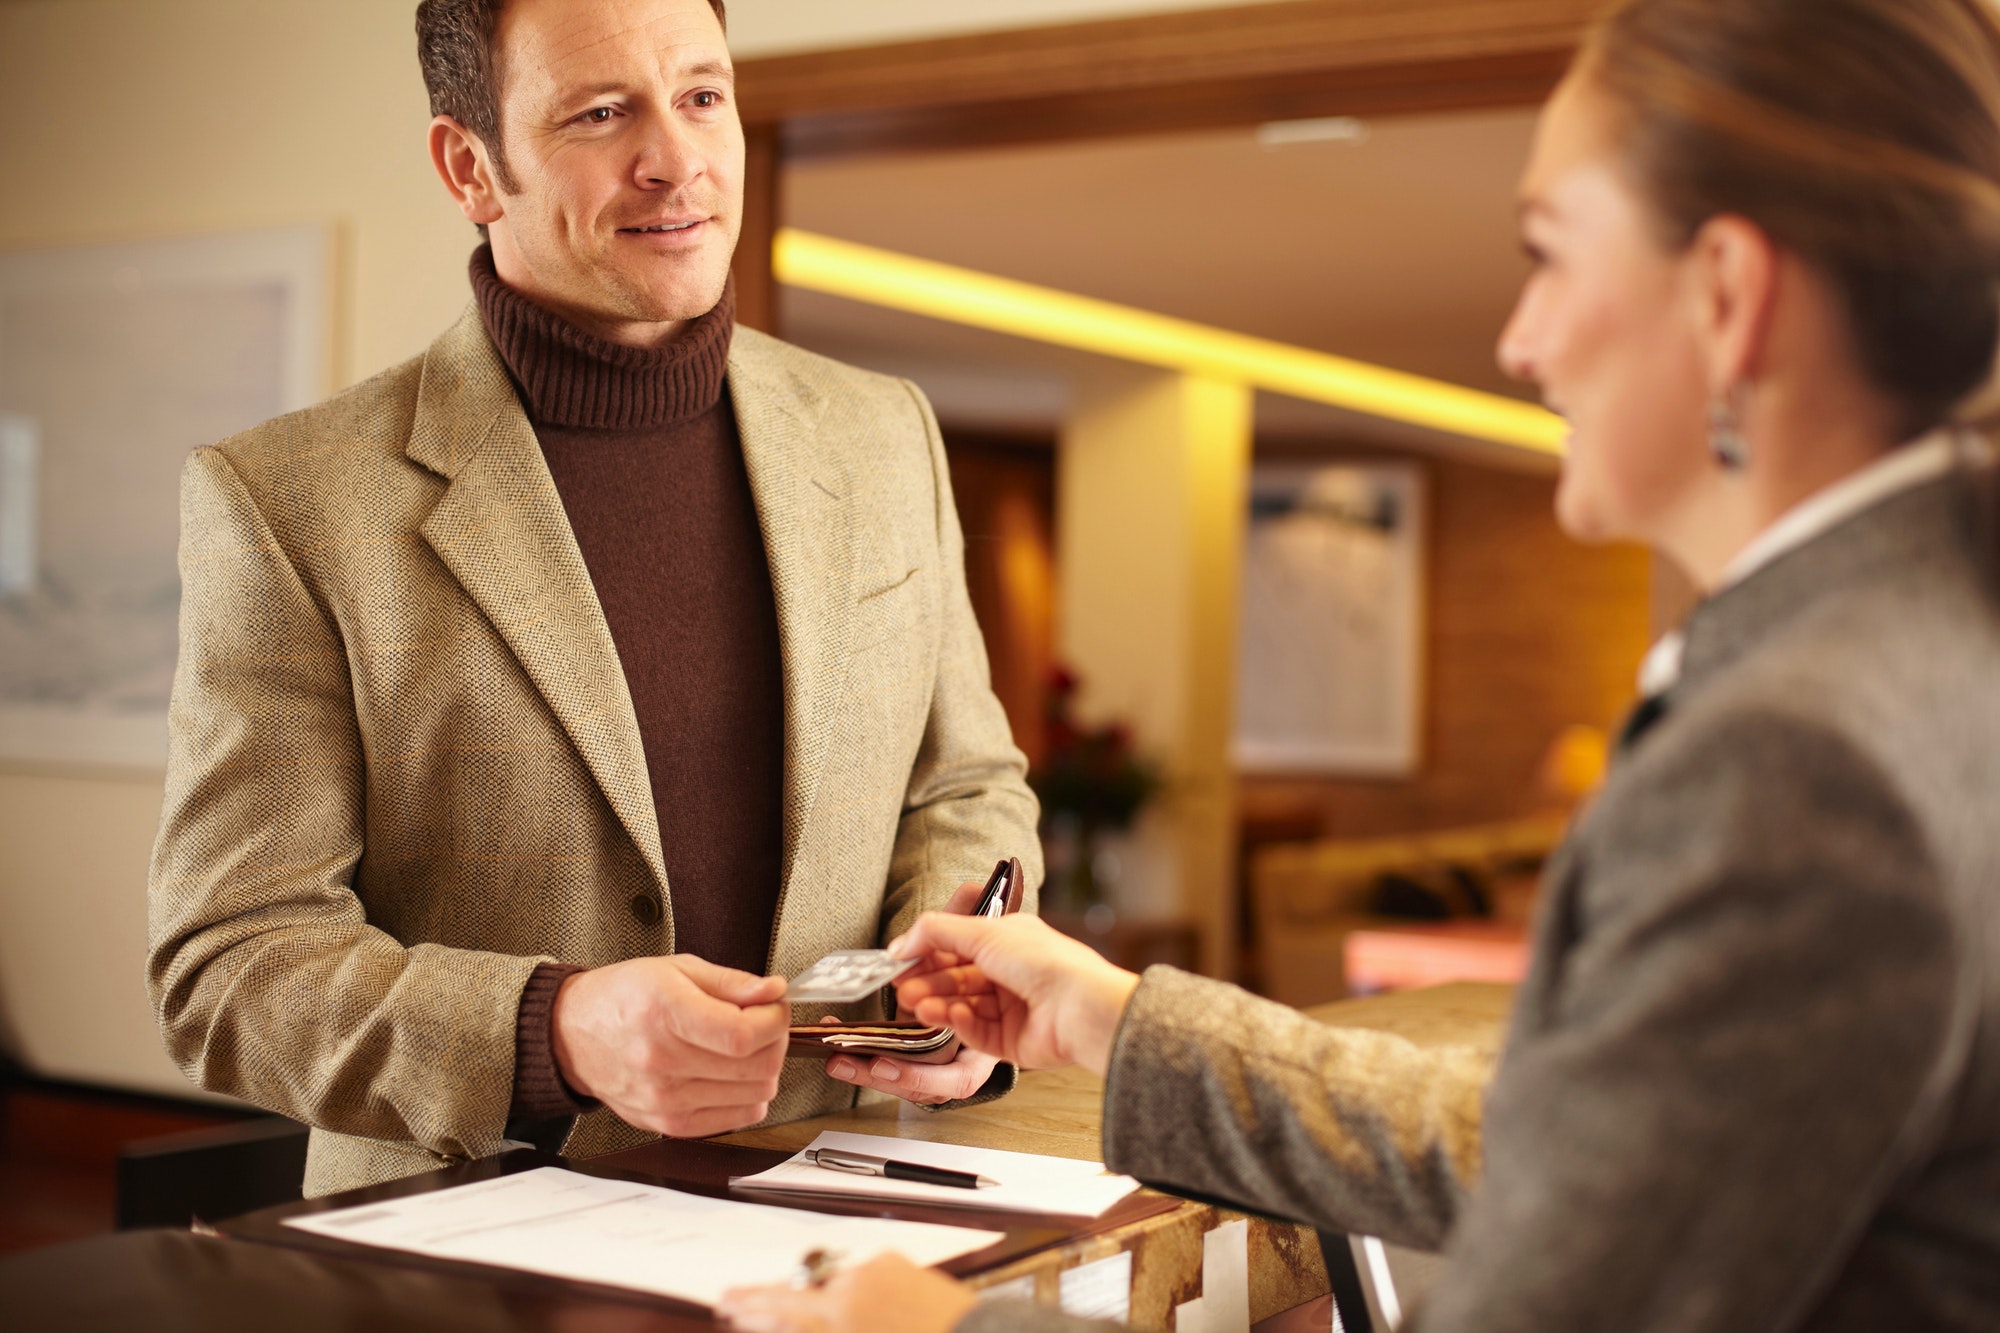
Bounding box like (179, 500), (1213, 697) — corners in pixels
(634, 112), (705, 189)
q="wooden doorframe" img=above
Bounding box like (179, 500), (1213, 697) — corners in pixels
(726, 0), (1598, 328)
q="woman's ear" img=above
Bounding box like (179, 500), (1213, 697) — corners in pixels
(1683, 213), (1781, 399)
(427, 115), (506, 228)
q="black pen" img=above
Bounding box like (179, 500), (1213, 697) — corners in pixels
(806, 1147), (998, 1190)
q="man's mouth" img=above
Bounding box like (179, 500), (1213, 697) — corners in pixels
(622, 219), (705, 234)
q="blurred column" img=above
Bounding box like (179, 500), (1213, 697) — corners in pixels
(1056, 372), (1253, 978)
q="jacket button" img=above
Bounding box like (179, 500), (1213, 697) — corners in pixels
(629, 895), (662, 927)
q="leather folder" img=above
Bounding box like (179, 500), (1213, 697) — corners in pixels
(220, 1140), (1181, 1326)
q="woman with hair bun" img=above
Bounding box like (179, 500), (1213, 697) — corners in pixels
(720, 1), (2000, 1329)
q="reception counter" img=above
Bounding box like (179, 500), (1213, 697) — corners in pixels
(1, 982), (1513, 1332)
(712, 980), (1514, 1328)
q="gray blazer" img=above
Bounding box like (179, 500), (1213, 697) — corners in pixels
(969, 469), (2000, 1332)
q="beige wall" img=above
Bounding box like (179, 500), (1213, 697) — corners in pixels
(0, 0), (482, 1097)
(0, 770), (200, 1094)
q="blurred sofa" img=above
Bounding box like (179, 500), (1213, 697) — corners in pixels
(1249, 814), (1570, 1008)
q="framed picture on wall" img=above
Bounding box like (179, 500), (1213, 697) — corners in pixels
(1233, 460), (1426, 776)
(0, 225), (330, 770)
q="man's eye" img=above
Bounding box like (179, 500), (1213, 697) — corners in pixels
(580, 107), (615, 125)
(691, 91), (721, 109)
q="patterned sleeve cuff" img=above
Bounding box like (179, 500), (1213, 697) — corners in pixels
(509, 961), (596, 1123)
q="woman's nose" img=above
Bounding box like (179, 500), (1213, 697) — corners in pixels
(1495, 302), (1538, 386)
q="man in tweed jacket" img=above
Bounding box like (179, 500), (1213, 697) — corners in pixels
(147, 0), (1040, 1195)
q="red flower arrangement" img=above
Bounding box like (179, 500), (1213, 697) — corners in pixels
(1028, 665), (1162, 912)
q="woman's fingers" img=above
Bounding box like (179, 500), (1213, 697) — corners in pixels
(717, 1285), (828, 1333)
(898, 962), (993, 1004)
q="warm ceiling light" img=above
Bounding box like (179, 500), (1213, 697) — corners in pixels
(1256, 116), (1371, 148)
(773, 228), (1565, 457)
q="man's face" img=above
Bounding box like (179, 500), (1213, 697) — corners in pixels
(484, 0), (741, 343)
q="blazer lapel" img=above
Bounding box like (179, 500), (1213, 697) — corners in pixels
(407, 308), (670, 904)
(729, 331), (856, 898)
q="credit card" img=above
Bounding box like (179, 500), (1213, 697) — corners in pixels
(786, 950), (921, 1004)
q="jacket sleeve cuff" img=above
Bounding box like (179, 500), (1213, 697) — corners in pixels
(509, 961), (596, 1124)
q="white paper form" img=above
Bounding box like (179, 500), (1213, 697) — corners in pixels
(732, 1131), (1142, 1219)
(284, 1166), (1002, 1307)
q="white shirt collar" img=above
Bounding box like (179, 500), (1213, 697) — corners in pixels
(1636, 428), (1991, 697)
(1718, 429), (1979, 589)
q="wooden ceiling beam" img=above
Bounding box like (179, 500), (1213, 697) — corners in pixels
(736, 0), (1601, 157)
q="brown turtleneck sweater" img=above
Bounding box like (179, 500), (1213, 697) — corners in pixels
(471, 249), (786, 1123)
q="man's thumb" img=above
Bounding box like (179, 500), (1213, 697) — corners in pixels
(677, 955), (788, 1007)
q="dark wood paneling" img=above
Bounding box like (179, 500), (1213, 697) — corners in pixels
(732, 122), (782, 334)
(776, 53), (1568, 160)
(737, 0), (1598, 157)
(941, 433), (1059, 768)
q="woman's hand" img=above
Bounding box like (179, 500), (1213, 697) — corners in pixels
(824, 878), (1002, 1105)
(718, 1253), (977, 1333)
(889, 913), (1140, 1076)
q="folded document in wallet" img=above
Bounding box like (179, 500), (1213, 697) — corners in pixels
(787, 1021), (962, 1064)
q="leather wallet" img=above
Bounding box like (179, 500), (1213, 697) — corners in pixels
(786, 1021), (963, 1065)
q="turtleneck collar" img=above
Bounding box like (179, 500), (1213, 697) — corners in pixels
(470, 244), (735, 432)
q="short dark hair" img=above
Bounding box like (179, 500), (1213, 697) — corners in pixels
(416, 0), (728, 191)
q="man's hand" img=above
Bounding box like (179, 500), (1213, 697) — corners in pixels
(824, 879), (1000, 1105)
(889, 913), (1140, 1076)
(719, 1253), (976, 1333)
(551, 955), (789, 1138)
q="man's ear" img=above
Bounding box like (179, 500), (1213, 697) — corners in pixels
(427, 115), (506, 228)
(1684, 213), (1781, 399)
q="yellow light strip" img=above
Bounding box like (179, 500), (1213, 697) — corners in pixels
(773, 228), (1566, 456)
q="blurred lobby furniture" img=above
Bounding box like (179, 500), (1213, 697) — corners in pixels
(1044, 910), (1202, 976)
(1250, 814), (1567, 1008)
(1344, 920), (1531, 993)
(116, 1116), (307, 1232)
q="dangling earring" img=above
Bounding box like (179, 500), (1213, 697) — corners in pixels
(1708, 386), (1750, 471)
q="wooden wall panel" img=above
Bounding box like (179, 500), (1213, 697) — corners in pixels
(942, 434), (1061, 768)
(1239, 453), (1652, 841)
(731, 123), (782, 334)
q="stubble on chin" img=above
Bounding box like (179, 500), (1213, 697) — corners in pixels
(598, 248), (734, 326)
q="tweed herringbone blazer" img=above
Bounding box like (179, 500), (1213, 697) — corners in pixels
(147, 307), (1041, 1196)
(967, 467), (2000, 1333)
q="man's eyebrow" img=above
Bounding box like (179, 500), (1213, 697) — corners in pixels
(559, 80), (636, 101)
(551, 61), (735, 106)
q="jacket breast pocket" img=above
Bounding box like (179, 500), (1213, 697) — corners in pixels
(848, 565), (923, 656)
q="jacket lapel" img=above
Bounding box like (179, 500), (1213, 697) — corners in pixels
(407, 308), (670, 906)
(728, 330), (856, 899)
